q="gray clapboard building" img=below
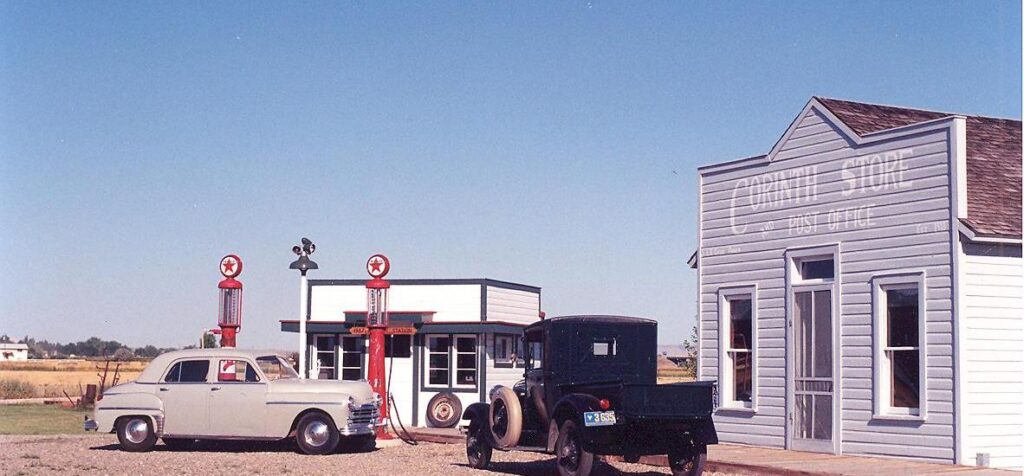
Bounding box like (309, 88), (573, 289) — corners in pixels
(691, 97), (1022, 469)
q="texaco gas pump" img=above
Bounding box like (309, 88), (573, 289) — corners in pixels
(217, 254), (243, 348)
(365, 254), (392, 439)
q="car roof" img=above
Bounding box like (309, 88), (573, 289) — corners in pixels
(136, 348), (289, 383)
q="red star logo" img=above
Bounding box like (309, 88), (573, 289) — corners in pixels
(222, 259), (236, 274)
(369, 258), (383, 273)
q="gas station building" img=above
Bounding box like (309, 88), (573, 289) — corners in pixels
(280, 278), (541, 428)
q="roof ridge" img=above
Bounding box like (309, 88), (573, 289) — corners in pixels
(814, 96), (1022, 124)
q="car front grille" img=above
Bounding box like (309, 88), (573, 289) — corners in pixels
(348, 403), (379, 426)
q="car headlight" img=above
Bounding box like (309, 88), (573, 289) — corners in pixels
(347, 396), (357, 410)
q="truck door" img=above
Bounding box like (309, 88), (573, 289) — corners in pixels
(524, 329), (549, 425)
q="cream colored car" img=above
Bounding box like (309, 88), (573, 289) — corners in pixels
(85, 348), (380, 455)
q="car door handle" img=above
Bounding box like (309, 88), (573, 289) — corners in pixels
(210, 387), (221, 391)
(159, 387), (169, 392)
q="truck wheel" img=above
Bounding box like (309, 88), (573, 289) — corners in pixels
(669, 443), (707, 476)
(488, 386), (523, 449)
(466, 422), (493, 469)
(115, 416), (157, 452)
(426, 392), (463, 428)
(295, 412), (340, 455)
(555, 419), (594, 476)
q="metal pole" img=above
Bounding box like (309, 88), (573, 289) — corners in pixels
(298, 271), (308, 379)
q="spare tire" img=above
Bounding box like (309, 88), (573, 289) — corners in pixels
(489, 386), (523, 449)
(426, 392), (463, 428)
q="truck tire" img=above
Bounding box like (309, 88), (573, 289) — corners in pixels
(295, 412), (340, 455)
(488, 386), (523, 449)
(669, 442), (707, 476)
(426, 392), (462, 428)
(115, 416), (157, 452)
(466, 420), (493, 469)
(555, 419), (594, 476)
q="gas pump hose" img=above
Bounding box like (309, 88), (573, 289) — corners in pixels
(386, 335), (418, 445)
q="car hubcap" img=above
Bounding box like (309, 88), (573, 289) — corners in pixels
(125, 418), (149, 444)
(435, 402), (452, 420)
(304, 421), (330, 447)
(493, 403), (508, 436)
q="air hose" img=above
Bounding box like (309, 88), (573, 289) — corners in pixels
(386, 334), (418, 445)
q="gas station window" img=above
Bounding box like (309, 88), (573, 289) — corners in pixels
(341, 336), (363, 381)
(386, 335), (412, 358)
(314, 335), (336, 380)
(494, 334), (518, 365)
(454, 336), (477, 387)
(427, 336), (450, 386)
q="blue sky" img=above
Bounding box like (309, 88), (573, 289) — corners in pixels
(1, 2), (1020, 348)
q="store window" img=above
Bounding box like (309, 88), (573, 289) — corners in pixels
(314, 335), (336, 380)
(424, 334), (478, 390)
(796, 257), (835, 282)
(494, 334), (518, 366)
(719, 287), (755, 409)
(340, 336), (363, 381)
(386, 335), (412, 358)
(873, 274), (926, 417)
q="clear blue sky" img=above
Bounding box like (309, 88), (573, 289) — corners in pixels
(1, 2), (1020, 349)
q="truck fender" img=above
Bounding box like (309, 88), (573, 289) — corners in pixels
(462, 402), (490, 429)
(551, 393), (601, 426)
(693, 417), (719, 445)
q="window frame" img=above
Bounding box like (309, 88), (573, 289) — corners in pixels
(791, 255), (836, 285)
(493, 333), (518, 368)
(421, 333), (479, 393)
(718, 285), (757, 411)
(340, 335), (364, 381)
(872, 272), (927, 420)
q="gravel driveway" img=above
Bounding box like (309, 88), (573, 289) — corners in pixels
(0, 434), (735, 476)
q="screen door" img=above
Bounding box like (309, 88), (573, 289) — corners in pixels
(791, 289), (833, 452)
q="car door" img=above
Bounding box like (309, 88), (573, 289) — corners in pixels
(158, 359), (212, 436)
(207, 358), (267, 437)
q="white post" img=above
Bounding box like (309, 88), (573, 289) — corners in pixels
(298, 273), (308, 379)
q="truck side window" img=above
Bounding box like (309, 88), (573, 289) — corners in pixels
(528, 340), (543, 370)
(592, 338), (616, 357)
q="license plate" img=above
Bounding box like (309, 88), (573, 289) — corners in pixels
(583, 411), (617, 427)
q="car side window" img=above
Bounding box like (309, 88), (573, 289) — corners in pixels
(164, 360), (210, 383)
(217, 359), (260, 382)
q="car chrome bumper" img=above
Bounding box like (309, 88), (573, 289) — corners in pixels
(84, 419), (98, 432)
(342, 402), (381, 436)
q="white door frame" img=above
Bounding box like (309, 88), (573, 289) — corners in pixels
(785, 245), (842, 455)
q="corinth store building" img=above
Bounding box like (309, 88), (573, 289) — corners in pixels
(691, 97), (1022, 469)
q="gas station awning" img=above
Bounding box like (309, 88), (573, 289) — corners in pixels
(279, 319), (529, 335)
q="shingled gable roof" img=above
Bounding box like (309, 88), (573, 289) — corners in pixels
(816, 97), (1022, 240)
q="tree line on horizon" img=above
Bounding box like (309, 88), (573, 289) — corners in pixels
(0, 333), (215, 360)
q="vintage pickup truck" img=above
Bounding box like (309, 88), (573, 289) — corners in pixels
(85, 348), (380, 454)
(462, 315), (718, 476)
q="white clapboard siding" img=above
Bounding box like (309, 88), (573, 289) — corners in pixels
(486, 286), (541, 324)
(961, 253), (1024, 470)
(698, 105), (956, 461)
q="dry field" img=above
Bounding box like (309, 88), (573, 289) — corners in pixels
(0, 360), (146, 399)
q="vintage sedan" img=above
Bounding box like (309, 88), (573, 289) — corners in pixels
(85, 348), (380, 455)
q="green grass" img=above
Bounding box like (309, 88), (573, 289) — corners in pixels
(0, 404), (92, 435)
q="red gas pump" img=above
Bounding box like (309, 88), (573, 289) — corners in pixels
(218, 254), (243, 348)
(365, 254), (392, 439)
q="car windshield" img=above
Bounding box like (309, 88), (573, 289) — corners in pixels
(257, 355), (299, 381)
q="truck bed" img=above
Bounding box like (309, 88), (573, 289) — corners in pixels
(561, 380), (716, 420)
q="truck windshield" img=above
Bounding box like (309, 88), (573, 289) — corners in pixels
(257, 355), (299, 381)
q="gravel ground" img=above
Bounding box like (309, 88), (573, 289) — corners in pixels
(0, 434), (736, 476)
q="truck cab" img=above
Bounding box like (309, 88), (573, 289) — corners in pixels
(463, 315), (718, 476)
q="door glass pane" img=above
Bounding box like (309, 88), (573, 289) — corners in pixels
(813, 394), (832, 440)
(813, 290), (832, 378)
(887, 289), (919, 348)
(795, 292), (812, 378)
(796, 394), (812, 439)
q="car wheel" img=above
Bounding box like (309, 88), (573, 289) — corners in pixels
(488, 386), (523, 449)
(295, 412), (340, 455)
(466, 421), (492, 469)
(425, 392), (463, 428)
(115, 416), (157, 452)
(337, 434), (376, 453)
(555, 419), (593, 476)
(161, 438), (196, 451)
(669, 442), (707, 476)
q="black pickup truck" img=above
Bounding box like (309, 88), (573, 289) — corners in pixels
(462, 315), (717, 476)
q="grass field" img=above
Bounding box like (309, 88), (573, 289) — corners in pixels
(0, 404), (91, 435)
(0, 360), (146, 399)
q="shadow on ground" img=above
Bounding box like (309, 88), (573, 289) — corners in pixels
(89, 440), (377, 455)
(453, 460), (668, 476)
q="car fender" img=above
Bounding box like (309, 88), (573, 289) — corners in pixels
(94, 387), (164, 434)
(264, 392), (351, 438)
(551, 393), (601, 426)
